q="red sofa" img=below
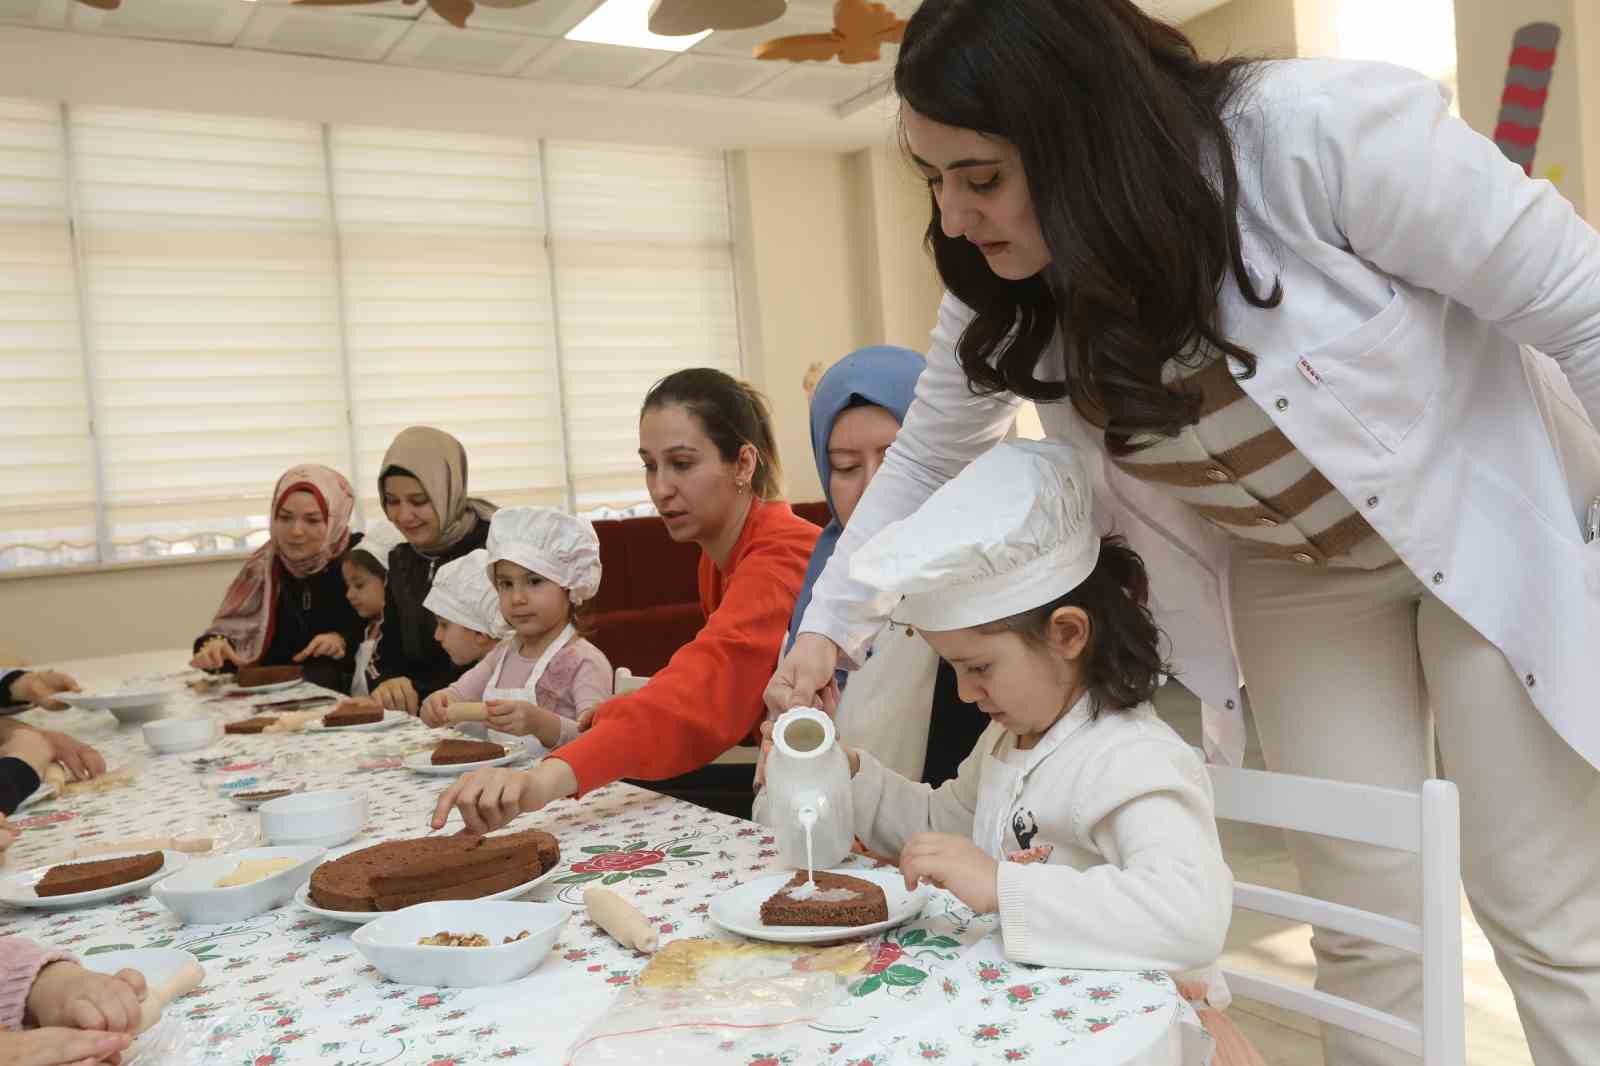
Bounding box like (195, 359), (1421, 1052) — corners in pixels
(588, 501), (830, 676)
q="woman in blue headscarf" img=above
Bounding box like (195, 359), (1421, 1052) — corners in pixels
(787, 346), (986, 784)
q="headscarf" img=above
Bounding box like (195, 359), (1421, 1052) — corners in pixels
(379, 426), (497, 555)
(785, 347), (925, 649)
(208, 465), (356, 664)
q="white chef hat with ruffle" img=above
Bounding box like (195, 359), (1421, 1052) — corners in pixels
(849, 439), (1101, 630)
(351, 518), (404, 572)
(485, 506), (603, 606)
(424, 548), (510, 638)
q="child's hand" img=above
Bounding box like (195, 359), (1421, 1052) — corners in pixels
(419, 691), (451, 728)
(0, 1027), (133, 1066)
(292, 632), (346, 663)
(26, 961), (147, 1033)
(11, 671), (81, 711)
(899, 833), (1000, 914)
(431, 759), (578, 834)
(485, 701), (563, 748)
(189, 637), (241, 673)
(1, 726), (56, 777)
(374, 678), (420, 716)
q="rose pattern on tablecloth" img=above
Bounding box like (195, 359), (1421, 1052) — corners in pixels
(0, 669), (1203, 1066)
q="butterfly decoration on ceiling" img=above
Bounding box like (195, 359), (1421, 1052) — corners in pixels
(755, 0), (905, 64)
(647, 0), (788, 36)
(287, 0), (539, 31)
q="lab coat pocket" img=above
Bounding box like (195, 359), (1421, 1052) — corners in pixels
(1302, 283), (1446, 453)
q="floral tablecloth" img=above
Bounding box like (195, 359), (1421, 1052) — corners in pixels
(1, 653), (1210, 1066)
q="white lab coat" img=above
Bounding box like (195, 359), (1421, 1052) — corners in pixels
(800, 59), (1600, 769)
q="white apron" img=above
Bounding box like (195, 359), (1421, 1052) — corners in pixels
(462, 624), (576, 759)
(350, 636), (377, 698)
(970, 703), (1089, 859)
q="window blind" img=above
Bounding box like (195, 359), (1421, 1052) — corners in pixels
(0, 99), (97, 569)
(68, 105), (350, 559)
(329, 126), (567, 515)
(544, 142), (740, 509)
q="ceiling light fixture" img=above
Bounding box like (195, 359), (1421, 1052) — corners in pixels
(567, 0), (710, 52)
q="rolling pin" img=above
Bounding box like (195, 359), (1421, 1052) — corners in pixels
(136, 957), (205, 1034)
(42, 763), (67, 790)
(71, 834), (213, 860)
(443, 702), (489, 724)
(584, 886), (659, 954)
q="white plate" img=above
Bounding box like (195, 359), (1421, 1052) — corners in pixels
(306, 709), (409, 733)
(0, 850), (190, 910)
(58, 689), (169, 712)
(402, 747), (525, 776)
(230, 678), (302, 695)
(707, 868), (930, 944)
(292, 861), (562, 925)
(352, 900), (569, 987)
(17, 783), (55, 811)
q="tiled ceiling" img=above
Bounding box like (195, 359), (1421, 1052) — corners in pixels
(2, 0), (1232, 112)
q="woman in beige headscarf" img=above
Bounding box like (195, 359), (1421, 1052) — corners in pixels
(370, 427), (498, 714)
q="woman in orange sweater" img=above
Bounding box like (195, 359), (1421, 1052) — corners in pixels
(434, 368), (820, 833)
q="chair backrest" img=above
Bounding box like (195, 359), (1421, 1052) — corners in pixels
(613, 667), (649, 695)
(1206, 763), (1464, 1066)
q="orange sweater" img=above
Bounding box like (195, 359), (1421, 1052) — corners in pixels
(555, 499), (821, 797)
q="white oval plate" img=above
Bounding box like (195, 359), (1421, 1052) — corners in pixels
(0, 850), (190, 910)
(58, 689), (169, 712)
(306, 709), (410, 733)
(402, 748), (525, 776)
(707, 868), (930, 944)
(293, 862), (562, 925)
(230, 678), (302, 695)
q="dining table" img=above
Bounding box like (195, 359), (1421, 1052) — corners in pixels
(0, 650), (1213, 1066)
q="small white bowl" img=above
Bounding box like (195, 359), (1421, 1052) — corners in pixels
(151, 845), (325, 925)
(258, 789), (367, 849)
(351, 900), (570, 987)
(109, 701), (170, 725)
(143, 717), (221, 754)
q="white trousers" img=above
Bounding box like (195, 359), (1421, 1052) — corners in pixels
(1229, 551), (1600, 1066)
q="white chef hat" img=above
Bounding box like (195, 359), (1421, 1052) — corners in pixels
(485, 506), (603, 606)
(351, 518), (404, 572)
(849, 439), (1101, 631)
(424, 548), (510, 638)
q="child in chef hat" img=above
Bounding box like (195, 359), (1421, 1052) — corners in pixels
(421, 507), (612, 757)
(341, 518), (404, 698)
(765, 439), (1232, 975)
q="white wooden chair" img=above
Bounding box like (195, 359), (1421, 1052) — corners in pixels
(613, 668), (758, 766)
(1207, 763), (1465, 1066)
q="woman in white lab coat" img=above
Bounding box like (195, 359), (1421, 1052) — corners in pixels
(765, 2), (1600, 1064)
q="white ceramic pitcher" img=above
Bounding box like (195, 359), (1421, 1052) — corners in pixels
(765, 706), (854, 872)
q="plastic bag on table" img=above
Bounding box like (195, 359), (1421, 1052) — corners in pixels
(124, 1004), (251, 1066)
(565, 938), (872, 1066)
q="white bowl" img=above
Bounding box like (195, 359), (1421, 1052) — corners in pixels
(151, 845), (324, 925)
(143, 717), (221, 754)
(109, 701), (170, 725)
(258, 789), (367, 848)
(351, 900), (570, 987)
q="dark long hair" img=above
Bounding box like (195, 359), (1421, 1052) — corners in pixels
(641, 368), (784, 500)
(895, 0), (1281, 454)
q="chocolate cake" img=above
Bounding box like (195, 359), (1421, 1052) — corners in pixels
(234, 788), (293, 803)
(236, 665), (302, 689)
(323, 703), (383, 728)
(759, 871), (889, 928)
(36, 851), (164, 898)
(431, 738), (505, 766)
(307, 829), (559, 912)
(225, 716), (278, 735)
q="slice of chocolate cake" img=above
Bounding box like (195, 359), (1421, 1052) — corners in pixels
(307, 829), (560, 912)
(759, 871), (889, 928)
(431, 738), (505, 766)
(236, 664), (302, 689)
(36, 852), (164, 898)
(225, 716), (278, 735)
(323, 703), (383, 728)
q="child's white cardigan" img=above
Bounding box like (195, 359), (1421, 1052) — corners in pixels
(847, 697), (1233, 974)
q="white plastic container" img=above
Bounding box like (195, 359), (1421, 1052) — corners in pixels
(143, 717), (221, 754)
(151, 845), (324, 924)
(258, 789), (367, 849)
(764, 706), (854, 872)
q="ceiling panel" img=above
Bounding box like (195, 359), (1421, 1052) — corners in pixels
(0, 0), (68, 30)
(748, 62), (875, 106)
(67, 0), (253, 45)
(386, 21), (554, 74)
(238, 6), (412, 62)
(635, 52), (786, 98)
(520, 38), (675, 87)
(418, 0), (600, 36)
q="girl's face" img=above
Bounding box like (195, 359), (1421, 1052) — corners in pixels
(902, 106), (1051, 282)
(341, 559), (386, 621)
(383, 475), (441, 548)
(492, 560), (570, 644)
(919, 608), (1090, 744)
(639, 404), (754, 548)
(827, 404), (902, 528)
(271, 490), (328, 564)
(433, 618), (493, 666)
